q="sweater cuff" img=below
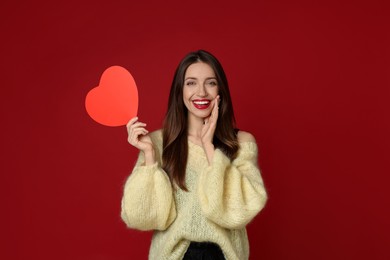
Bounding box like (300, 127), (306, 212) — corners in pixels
(203, 149), (231, 180)
(211, 149), (231, 168)
(133, 162), (160, 175)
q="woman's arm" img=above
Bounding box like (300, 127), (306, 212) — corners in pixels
(198, 131), (268, 229)
(121, 121), (176, 231)
(121, 151), (176, 231)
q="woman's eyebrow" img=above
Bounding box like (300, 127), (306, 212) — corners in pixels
(184, 77), (217, 80)
(184, 77), (197, 80)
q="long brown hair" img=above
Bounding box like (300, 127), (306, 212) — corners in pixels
(162, 50), (239, 191)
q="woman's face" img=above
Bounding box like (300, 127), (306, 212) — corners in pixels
(183, 62), (219, 120)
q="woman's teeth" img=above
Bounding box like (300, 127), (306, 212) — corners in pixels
(194, 101), (209, 105)
(192, 100), (211, 110)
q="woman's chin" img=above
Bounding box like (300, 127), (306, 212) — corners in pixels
(188, 110), (211, 120)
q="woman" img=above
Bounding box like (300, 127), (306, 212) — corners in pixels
(121, 50), (267, 260)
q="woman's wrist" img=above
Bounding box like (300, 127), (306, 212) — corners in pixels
(143, 148), (156, 166)
(202, 142), (214, 150)
(203, 142), (215, 165)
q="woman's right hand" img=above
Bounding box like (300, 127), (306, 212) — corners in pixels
(126, 117), (153, 153)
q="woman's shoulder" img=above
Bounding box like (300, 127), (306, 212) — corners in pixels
(237, 130), (256, 143)
(236, 131), (259, 156)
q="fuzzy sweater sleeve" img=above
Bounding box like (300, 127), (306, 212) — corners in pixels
(120, 134), (176, 231)
(198, 142), (267, 229)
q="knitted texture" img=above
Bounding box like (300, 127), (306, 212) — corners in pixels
(121, 130), (267, 260)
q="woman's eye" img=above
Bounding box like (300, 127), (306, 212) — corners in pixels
(207, 81), (217, 86)
(186, 81), (196, 86)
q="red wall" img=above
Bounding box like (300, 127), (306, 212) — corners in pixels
(2, 0), (389, 259)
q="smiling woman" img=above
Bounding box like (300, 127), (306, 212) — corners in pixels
(121, 50), (268, 260)
(183, 62), (219, 118)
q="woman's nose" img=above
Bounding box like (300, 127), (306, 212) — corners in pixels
(197, 85), (207, 97)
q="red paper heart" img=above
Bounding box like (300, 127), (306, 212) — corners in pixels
(85, 66), (138, 127)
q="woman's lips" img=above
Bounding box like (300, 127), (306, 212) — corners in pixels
(192, 99), (211, 110)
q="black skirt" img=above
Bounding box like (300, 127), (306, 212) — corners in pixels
(183, 242), (226, 260)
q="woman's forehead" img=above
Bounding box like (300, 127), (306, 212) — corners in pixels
(185, 62), (216, 78)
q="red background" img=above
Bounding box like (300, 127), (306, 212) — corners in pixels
(1, 0), (389, 259)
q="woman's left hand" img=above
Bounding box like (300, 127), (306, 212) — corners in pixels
(201, 95), (220, 146)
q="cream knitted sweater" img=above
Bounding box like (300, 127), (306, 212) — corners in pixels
(121, 130), (267, 260)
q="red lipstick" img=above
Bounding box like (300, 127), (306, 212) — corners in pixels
(192, 99), (211, 110)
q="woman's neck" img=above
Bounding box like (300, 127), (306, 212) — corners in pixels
(187, 115), (204, 140)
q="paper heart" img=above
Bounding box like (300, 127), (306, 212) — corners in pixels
(85, 66), (138, 127)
